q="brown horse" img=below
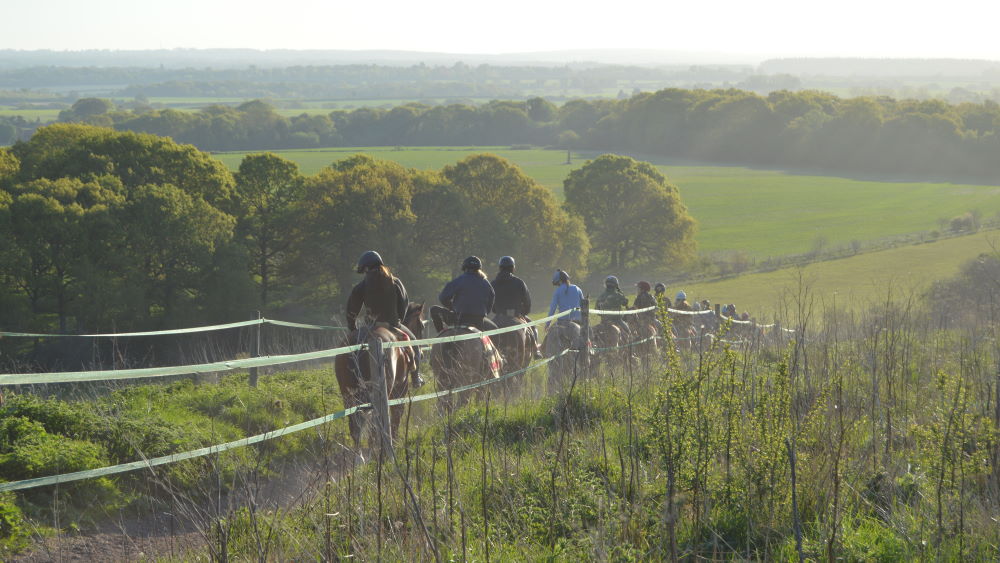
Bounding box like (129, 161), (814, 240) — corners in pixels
(334, 303), (425, 450)
(431, 326), (503, 414)
(633, 318), (660, 368)
(589, 318), (622, 373)
(490, 313), (532, 395)
(543, 320), (580, 391)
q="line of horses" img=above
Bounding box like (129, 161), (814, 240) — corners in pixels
(332, 305), (733, 453)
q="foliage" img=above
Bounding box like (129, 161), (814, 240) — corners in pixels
(564, 154), (696, 271)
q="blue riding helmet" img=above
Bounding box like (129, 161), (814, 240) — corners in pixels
(356, 250), (384, 273)
(462, 255), (482, 271)
(499, 256), (515, 269)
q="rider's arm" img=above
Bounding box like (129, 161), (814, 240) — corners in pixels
(439, 278), (457, 309)
(486, 281), (495, 315)
(394, 278), (409, 324)
(345, 281), (365, 332)
(520, 279), (532, 316)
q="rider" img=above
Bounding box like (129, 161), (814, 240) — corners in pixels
(672, 290), (693, 338)
(596, 275), (633, 341)
(546, 269), (583, 329)
(432, 256), (498, 333)
(632, 281), (658, 326)
(492, 256), (543, 359)
(345, 250), (423, 387)
(654, 282), (671, 309)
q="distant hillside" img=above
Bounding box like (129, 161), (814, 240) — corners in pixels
(759, 57), (1000, 77)
(0, 48), (758, 70)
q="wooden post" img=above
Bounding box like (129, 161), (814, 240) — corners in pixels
(580, 298), (591, 377)
(249, 311), (262, 387)
(368, 337), (394, 460)
(714, 303), (721, 319)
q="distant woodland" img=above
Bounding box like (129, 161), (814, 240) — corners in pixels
(25, 88), (1000, 183)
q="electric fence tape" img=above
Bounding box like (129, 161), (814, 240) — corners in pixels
(0, 309), (576, 385)
(0, 347), (576, 493)
(0, 318), (348, 339)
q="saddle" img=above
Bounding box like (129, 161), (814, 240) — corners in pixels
(372, 322), (416, 373)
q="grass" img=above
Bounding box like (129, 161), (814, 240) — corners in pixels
(0, 108), (61, 121)
(680, 229), (1000, 315)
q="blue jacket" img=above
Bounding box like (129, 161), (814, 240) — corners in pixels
(439, 272), (495, 317)
(548, 283), (583, 321)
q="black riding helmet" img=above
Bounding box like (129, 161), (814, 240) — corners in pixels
(498, 256), (515, 270)
(462, 255), (482, 271)
(654, 282), (666, 294)
(356, 250), (384, 273)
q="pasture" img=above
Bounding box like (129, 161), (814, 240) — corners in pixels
(214, 146), (1000, 258)
(681, 229), (1000, 316)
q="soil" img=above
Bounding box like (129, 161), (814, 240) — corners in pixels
(10, 448), (358, 562)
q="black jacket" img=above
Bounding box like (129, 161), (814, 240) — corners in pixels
(346, 272), (409, 331)
(492, 271), (531, 316)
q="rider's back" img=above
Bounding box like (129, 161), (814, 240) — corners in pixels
(492, 270), (531, 316)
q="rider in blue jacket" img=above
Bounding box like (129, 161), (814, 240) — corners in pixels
(547, 269), (583, 328)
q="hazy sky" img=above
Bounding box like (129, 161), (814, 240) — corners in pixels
(5, 0), (999, 60)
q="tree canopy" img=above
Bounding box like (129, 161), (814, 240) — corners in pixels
(564, 154), (696, 271)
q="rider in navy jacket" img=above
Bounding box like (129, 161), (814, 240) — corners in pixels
(431, 256), (498, 333)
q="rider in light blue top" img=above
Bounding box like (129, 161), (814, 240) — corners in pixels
(547, 269), (583, 327)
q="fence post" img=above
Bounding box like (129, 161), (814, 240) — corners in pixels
(580, 298), (591, 377)
(368, 337), (394, 460)
(249, 311), (262, 387)
(774, 320), (782, 348)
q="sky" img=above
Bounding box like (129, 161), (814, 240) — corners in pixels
(5, 0), (1000, 61)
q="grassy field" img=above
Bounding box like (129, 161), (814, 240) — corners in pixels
(214, 147), (1000, 258)
(0, 108), (61, 121)
(680, 230), (1000, 316)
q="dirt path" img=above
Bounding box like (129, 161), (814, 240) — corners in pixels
(11, 450), (357, 562)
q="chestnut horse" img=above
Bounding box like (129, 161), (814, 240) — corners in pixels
(490, 313), (532, 395)
(334, 303), (425, 450)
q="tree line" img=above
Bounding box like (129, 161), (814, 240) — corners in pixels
(55, 88), (1000, 183)
(0, 125), (695, 347)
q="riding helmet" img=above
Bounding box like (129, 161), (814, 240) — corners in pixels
(552, 269), (568, 285)
(356, 250), (384, 273)
(675, 290), (687, 301)
(605, 275), (619, 288)
(498, 256), (515, 270)
(462, 255), (482, 271)
(636, 281), (651, 292)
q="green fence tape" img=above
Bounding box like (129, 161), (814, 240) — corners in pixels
(383, 309), (575, 349)
(0, 343), (365, 386)
(0, 347), (578, 493)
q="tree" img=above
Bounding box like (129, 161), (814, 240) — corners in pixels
(116, 183), (235, 326)
(11, 124), (235, 208)
(285, 155), (417, 312)
(2, 177), (122, 331)
(442, 154), (588, 280)
(234, 153), (304, 309)
(563, 154), (696, 271)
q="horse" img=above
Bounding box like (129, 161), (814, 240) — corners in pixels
(632, 316), (660, 369)
(430, 323), (503, 414)
(334, 303), (425, 452)
(589, 318), (622, 373)
(543, 319), (580, 392)
(490, 313), (532, 396)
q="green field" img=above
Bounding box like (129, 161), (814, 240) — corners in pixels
(680, 230), (999, 316)
(214, 147), (1000, 258)
(0, 108), (61, 121)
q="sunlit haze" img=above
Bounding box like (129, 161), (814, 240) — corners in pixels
(6, 0), (1000, 61)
